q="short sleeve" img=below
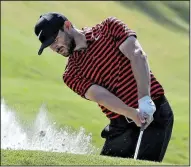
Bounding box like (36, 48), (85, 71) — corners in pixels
(63, 58), (93, 99)
(104, 17), (137, 47)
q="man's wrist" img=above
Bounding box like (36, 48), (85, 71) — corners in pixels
(128, 108), (140, 122)
(138, 95), (152, 104)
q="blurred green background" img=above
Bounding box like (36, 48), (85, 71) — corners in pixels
(1, 1), (189, 165)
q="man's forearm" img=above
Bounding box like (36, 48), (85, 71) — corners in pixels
(85, 85), (140, 122)
(119, 36), (150, 99)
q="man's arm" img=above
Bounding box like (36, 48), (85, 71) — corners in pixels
(103, 17), (150, 99)
(119, 36), (156, 128)
(103, 17), (155, 127)
(85, 84), (142, 127)
(119, 36), (150, 99)
(63, 57), (140, 125)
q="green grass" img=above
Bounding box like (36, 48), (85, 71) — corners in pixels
(1, 1), (189, 166)
(1, 149), (170, 166)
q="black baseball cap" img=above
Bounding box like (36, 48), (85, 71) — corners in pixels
(34, 12), (68, 55)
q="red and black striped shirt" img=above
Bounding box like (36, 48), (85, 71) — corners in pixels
(63, 17), (164, 119)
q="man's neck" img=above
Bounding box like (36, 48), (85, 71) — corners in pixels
(73, 28), (88, 51)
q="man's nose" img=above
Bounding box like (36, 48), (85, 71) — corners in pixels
(50, 43), (57, 50)
(52, 45), (59, 52)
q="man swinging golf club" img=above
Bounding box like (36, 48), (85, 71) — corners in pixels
(34, 12), (174, 162)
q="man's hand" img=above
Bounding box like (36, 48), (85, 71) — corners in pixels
(137, 110), (154, 129)
(138, 96), (156, 128)
(125, 109), (153, 128)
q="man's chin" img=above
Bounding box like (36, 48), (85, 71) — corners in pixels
(61, 53), (70, 57)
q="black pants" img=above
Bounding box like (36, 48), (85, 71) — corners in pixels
(100, 95), (174, 162)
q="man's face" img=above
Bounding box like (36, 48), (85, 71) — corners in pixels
(50, 30), (76, 57)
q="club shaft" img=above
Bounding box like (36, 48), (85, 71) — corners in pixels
(134, 130), (144, 160)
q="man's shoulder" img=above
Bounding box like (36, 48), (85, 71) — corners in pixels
(103, 16), (121, 23)
(97, 16), (118, 25)
(81, 17), (120, 31)
(97, 16), (125, 29)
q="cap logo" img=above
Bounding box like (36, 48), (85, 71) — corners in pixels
(38, 30), (43, 39)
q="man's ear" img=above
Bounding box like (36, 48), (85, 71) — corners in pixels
(63, 20), (72, 31)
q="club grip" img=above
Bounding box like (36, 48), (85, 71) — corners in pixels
(140, 123), (147, 131)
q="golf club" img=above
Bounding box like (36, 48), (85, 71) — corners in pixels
(134, 124), (145, 160)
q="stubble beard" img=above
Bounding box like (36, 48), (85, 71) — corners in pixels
(63, 35), (76, 57)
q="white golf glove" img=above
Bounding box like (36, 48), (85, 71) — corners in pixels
(138, 96), (156, 128)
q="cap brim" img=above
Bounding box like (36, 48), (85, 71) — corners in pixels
(38, 33), (58, 55)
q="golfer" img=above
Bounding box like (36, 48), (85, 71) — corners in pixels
(34, 12), (174, 162)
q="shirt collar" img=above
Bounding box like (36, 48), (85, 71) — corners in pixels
(70, 27), (94, 57)
(82, 27), (95, 44)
